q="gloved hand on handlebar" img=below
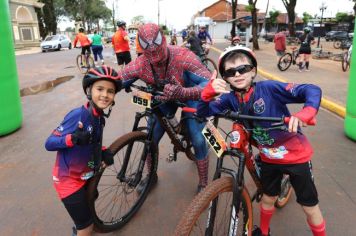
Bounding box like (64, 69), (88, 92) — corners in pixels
(155, 83), (202, 102)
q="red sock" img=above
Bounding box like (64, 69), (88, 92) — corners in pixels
(308, 219), (326, 236)
(260, 205), (275, 235)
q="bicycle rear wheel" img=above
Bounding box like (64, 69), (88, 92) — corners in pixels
(277, 53), (292, 71)
(202, 57), (218, 73)
(341, 52), (349, 72)
(174, 177), (253, 236)
(274, 175), (293, 208)
(87, 131), (158, 233)
(333, 40), (341, 49)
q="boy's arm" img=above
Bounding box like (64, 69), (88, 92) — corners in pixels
(44, 110), (80, 151)
(271, 81), (322, 122)
(197, 79), (233, 117)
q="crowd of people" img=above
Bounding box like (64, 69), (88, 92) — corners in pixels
(47, 22), (327, 236)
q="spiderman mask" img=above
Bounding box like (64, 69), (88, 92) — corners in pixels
(138, 23), (168, 65)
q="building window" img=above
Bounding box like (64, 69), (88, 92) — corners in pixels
(21, 27), (33, 41)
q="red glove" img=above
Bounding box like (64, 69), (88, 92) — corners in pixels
(201, 79), (218, 102)
(155, 84), (202, 102)
(293, 106), (317, 123)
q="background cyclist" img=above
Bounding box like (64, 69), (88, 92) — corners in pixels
(181, 30), (204, 59)
(112, 20), (132, 70)
(116, 23), (212, 193)
(73, 27), (92, 67)
(298, 27), (315, 72)
(197, 45), (326, 236)
(197, 25), (213, 54)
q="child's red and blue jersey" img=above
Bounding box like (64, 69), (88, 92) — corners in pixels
(198, 80), (322, 164)
(45, 103), (104, 199)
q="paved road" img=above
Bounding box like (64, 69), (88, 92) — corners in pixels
(0, 41), (355, 235)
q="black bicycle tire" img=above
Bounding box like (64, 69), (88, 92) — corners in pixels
(87, 131), (158, 233)
(277, 53), (292, 71)
(174, 177), (253, 236)
(202, 57), (218, 73)
(274, 175), (293, 208)
(76, 54), (87, 74)
(342, 52), (349, 72)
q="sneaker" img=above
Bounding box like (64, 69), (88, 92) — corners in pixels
(136, 172), (158, 195)
(101, 60), (105, 65)
(298, 68), (303, 72)
(252, 226), (271, 236)
(305, 69), (310, 72)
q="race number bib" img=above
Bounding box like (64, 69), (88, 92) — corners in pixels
(202, 120), (227, 157)
(132, 91), (152, 108)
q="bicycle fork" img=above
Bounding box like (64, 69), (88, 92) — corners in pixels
(117, 112), (156, 187)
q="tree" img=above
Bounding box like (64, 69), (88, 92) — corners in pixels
(35, 0), (65, 38)
(302, 12), (312, 26)
(269, 9), (280, 29)
(131, 15), (145, 25)
(230, 0), (237, 38)
(335, 12), (353, 23)
(64, 0), (111, 31)
(281, 0), (297, 37)
(247, 0), (259, 50)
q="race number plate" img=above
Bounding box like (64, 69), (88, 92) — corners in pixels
(132, 91), (152, 108)
(202, 120), (227, 157)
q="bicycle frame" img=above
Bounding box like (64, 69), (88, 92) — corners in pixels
(116, 83), (202, 187)
(204, 112), (286, 235)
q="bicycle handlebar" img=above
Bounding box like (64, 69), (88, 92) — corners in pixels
(216, 110), (316, 126)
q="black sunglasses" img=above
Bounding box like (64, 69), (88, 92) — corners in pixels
(223, 64), (254, 78)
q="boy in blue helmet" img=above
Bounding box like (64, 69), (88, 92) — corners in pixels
(45, 66), (121, 236)
(197, 46), (326, 236)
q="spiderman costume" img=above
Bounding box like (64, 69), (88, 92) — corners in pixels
(117, 23), (212, 191)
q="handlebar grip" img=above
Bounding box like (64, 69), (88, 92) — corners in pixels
(284, 117), (316, 126)
(182, 107), (197, 113)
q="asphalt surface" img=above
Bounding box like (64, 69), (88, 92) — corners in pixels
(0, 40), (355, 235)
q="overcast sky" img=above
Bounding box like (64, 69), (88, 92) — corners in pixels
(58, 0), (354, 31)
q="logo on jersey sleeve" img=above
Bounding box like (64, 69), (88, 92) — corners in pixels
(253, 98), (265, 114)
(87, 125), (93, 133)
(57, 125), (64, 132)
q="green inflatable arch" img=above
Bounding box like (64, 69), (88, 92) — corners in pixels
(0, 1), (23, 136)
(345, 23), (356, 141)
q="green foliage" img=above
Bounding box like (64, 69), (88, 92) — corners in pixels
(302, 12), (312, 25)
(131, 15), (145, 25)
(269, 9), (280, 26)
(335, 12), (353, 22)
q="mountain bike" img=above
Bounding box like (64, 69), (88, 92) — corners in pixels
(200, 51), (218, 73)
(342, 45), (352, 72)
(277, 46), (300, 71)
(174, 111), (311, 236)
(86, 79), (216, 233)
(76, 48), (95, 74)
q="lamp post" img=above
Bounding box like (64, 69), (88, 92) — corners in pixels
(158, 0), (164, 26)
(317, 2), (327, 48)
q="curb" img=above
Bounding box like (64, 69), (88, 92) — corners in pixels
(210, 46), (346, 119)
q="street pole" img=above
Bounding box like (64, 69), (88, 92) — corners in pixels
(317, 3), (327, 48)
(157, 0), (160, 26)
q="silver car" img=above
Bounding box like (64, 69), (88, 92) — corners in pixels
(40, 34), (72, 52)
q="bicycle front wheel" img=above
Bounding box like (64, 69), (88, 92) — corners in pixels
(87, 131), (158, 233)
(333, 40), (341, 49)
(274, 175), (293, 208)
(277, 53), (292, 71)
(202, 57), (218, 73)
(174, 177), (253, 236)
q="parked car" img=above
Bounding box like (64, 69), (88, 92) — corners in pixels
(105, 34), (113, 44)
(325, 31), (348, 41)
(262, 32), (276, 42)
(40, 34), (71, 52)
